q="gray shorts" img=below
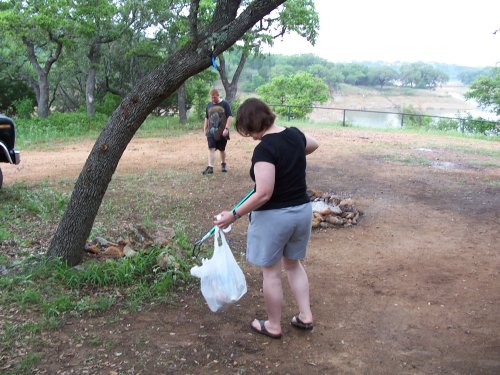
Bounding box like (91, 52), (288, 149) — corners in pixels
(246, 202), (312, 267)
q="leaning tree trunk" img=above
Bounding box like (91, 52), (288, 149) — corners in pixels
(47, 0), (286, 266)
(178, 83), (187, 125)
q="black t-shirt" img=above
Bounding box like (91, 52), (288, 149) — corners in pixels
(250, 127), (310, 210)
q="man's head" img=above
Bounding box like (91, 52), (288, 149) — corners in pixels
(210, 88), (220, 104)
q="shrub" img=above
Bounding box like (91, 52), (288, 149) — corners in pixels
(12, 98), (34, 119)
(401, 105), (433, 128)
(96, 93), (121, 116)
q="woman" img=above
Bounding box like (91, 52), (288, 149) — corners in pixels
(214, 98), (319, 339)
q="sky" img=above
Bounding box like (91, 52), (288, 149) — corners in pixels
(267, 0), (500, 68)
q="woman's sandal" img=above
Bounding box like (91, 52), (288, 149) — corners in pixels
(291, 315), (314, 330)
(250, 319), (282, 339)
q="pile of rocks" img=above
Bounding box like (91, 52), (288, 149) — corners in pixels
(84, 224), (176, 260)
(308, 190), (363, 229)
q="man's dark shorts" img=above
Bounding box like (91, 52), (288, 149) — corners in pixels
(207, 135), (228, 151)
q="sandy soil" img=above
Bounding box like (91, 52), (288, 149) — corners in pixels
(2, 125), (499, 374)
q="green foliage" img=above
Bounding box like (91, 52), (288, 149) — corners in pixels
(0, 183), (69, 245)
(0, 240), (194, 370)
(278, 0), (319, 43)
(15, 112), (108, 147)
(12, 98), (34, 119)
(399, 63), (448, 89)
(401, 105), (433, 128)
(0, 79), (36, 116)
(460, 113), (499, 135)
(190, 72), (217, 121)
(257, 72), (329, 119)
(464, 67), (500, 116)
(230, 97), (241, 118)
(433, 117), (460, 131)
(95, 93), (121, 116)
(367, 66), (399, 88)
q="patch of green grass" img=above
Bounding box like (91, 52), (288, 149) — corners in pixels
(16, 113), (201, 150)
(0, 182), (69, 244)
(0, 234), (195, 372)
(18, 353), (43, 374)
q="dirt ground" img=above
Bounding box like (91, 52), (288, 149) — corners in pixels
(3, 125), (500, 374)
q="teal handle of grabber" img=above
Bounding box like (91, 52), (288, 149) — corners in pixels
(199, 188), (255, 243)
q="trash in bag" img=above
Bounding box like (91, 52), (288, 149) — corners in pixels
(190, 227), (247, 312)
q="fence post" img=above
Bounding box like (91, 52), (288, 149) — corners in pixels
(287, 106), (291, 121)
(400, 114), (404, 128)
(342, 110), (346, 127)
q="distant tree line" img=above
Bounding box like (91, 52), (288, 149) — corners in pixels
(232, 53), (473, 92)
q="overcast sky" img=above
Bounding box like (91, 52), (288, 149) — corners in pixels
(267, 0), (500, 68)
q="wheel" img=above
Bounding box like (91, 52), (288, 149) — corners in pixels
(0, 168), (3, 189)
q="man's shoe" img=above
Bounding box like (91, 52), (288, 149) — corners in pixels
(202, 166), (213, 175)
(221, 163), (227, 173)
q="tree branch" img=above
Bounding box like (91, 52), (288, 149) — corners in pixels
(188, 0), (200, 42)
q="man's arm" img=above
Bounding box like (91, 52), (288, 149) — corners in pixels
(203, 117), (208, 134)
(225, 115), (232, 130)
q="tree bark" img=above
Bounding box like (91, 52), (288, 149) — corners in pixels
(178, 83), (187, 125)
(47, 0), (287, 266)
(218, 51), (248, 104)
(22, 34), (62, 118)
(86, 42), (101, 117)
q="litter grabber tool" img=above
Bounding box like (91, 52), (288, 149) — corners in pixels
(192, 188), (255, 257)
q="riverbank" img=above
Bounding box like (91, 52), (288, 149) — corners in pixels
(310, 83), (496, 124)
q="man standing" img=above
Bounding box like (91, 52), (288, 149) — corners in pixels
(202, 88), (232, 174)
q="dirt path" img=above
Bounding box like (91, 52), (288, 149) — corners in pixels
(4, 129), (500, 374)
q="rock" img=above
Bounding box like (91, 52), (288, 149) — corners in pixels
(331, 205), (342, 215)
(157, 252), (172, 270)
(310, 191), (362, 229)
(102, 246), (124, 258)
(93, 236), (117, 247)
(123, 245), (137, 257)
(325, 215), (345, 226)
(85, 244), (100, 254)
(311, 217), (322, 229)
(154, 227), (176, 247)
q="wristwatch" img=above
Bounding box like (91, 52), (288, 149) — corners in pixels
(232, 208), (241, 220)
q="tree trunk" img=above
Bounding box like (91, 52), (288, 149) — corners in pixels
(47, 0), (286, 266)
(37, 73), (50, 118)
(218, 51), (248, 104)
(86, 41), (102, 117)
(178, 83), (187, 125)
(23, 35), (62, 118)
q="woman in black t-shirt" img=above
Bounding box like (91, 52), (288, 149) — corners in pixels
(214, 98), (319, 339)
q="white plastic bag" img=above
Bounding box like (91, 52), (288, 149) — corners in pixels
(190, 227), (247, 312)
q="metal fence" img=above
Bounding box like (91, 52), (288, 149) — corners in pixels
(269, 104), (499, 133)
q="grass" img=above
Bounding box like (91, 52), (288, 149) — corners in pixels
(15, 112), (203, 150)
(0, 171), (199, 373)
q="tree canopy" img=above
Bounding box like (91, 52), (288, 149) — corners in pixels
(464, 67), (500, 115)
(257, 72), (329, 118)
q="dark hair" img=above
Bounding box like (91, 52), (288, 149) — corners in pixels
(235, 98), (276, 137)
